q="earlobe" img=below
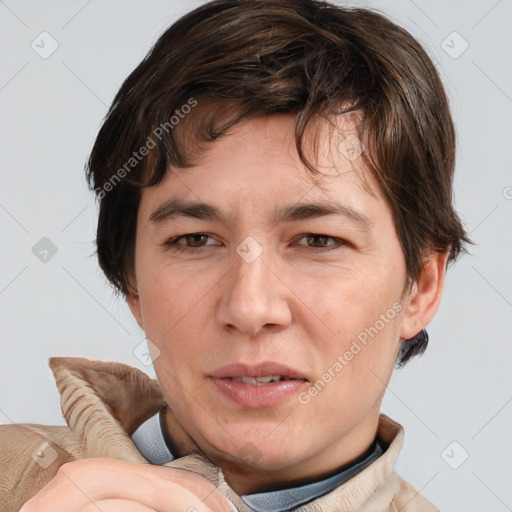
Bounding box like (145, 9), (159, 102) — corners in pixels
(125, 266), (144, 329)
(127, 291), (144, 330)
(126, 277), (144, 331)
(400, 249), (450, 340)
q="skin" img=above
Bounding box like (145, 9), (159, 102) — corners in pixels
(20, 458), (236, 512)
(127, 113), (448, 494)
(23, 112), (448, 509)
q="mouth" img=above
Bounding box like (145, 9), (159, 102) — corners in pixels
(210, 361), (308, 381)
(229, 375), (300, 385)
(209, 362), (309, 408)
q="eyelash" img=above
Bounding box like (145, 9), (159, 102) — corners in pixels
(163, 233), (347, 253)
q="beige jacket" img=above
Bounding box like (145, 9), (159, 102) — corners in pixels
(0, 357), (439, 512)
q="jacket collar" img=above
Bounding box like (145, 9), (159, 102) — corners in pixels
(48, 356), (405, 511)
(49, 356), (167, 462)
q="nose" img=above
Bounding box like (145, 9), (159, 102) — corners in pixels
(216, 246), (292, 337)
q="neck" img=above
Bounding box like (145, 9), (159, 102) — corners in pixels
(162, 404), (381, 496)
(227, 439), (378, 495)
(207, 416), (380, 496)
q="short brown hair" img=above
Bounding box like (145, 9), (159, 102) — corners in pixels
(85, 0), (472, 367)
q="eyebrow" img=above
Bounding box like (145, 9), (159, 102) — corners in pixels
(149, 199), (373, 228)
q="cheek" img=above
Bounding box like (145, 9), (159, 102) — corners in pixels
(136, 265), (218, 359)
(138, 259), (196, 316)
(308, 268), (403, 389)
(309, 264), (401, 336)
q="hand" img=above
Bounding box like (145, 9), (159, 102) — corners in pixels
(20, 458), (236, 512)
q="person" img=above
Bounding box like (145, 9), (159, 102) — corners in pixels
(0, 0), (472, 510)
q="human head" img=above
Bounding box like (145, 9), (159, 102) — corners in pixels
(84, 0), (473, 492)
(86, 1), (470, 368)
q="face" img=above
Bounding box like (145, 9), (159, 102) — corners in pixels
(128, 113), (445, 491)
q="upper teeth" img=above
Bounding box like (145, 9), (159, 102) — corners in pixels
(235, 375), (286, 385)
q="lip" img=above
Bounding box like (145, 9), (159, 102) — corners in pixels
(209, 362), (309, 409)
(210, 362), (308, 380)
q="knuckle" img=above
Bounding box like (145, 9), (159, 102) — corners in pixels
(19, 499), (35, 512)
(56, 460), (76, 475)
(56, 459), (88, 478)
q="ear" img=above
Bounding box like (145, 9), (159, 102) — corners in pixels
(126, 291), (144, 330)
(125, 267), (144, 330)
(400, 249), (450, 340)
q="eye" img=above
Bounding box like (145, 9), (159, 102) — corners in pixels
(162, 232), (347, 254)
(296, 234), (347, 251)
(163, 233), (217, 253)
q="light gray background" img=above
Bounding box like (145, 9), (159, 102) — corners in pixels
(1, 0), (511, 510)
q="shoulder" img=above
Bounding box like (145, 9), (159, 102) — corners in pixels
(0, 423), (76, 511)
(389, 472), (440, 511)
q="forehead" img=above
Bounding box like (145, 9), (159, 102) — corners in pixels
(138, 112), (384, 224)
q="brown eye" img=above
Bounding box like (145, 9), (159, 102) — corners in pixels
(182, 234), (209, 247)
(298, 234), (345, 249)
(163, 233), (216, 253)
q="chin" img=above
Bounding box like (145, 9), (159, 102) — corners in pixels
(209, 428), (310, 471)
(231, 448), (302, 472)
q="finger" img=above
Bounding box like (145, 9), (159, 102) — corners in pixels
(80, 499), (157, 512)
(22, 469), (217, 512)
(80, 499), (223, 512)
(21, 459), (235, 512)
(74, 460), (236, 512)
